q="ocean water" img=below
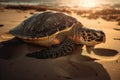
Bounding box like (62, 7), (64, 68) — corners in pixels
(0, 0), (120, 9)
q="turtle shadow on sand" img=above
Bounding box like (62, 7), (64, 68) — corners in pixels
(0, 42), (111, 80)
(0, 38), (44, 59)
(0, 39), (116, 80)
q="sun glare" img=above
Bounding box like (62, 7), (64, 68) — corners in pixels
(80, 0), (99, 8)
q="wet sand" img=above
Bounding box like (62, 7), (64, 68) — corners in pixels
(0, 9), (120, 80)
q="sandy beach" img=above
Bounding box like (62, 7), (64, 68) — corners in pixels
(0, 8), (120, 80)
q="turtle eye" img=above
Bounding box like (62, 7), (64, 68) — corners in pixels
(93, 32), (97, 37)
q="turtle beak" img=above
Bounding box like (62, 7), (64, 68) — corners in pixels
(101, 31), (106, 43)
(103, 36), (106, 43)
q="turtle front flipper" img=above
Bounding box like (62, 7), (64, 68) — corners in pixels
(26, 39), (75, 59)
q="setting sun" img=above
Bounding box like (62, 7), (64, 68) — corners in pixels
(80, 0), (99, 8)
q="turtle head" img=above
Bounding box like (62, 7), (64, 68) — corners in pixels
(79, 27), (106, 46)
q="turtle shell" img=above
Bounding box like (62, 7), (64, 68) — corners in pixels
(9, 11), (80, 38)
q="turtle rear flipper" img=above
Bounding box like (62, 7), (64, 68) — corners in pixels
(0, 32), (14, 42)
(26, 39), (75, 59)
(0, 33), (24, 47)
(1, 37), (24, 46)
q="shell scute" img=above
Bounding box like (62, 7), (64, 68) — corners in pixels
(9, 11), (78, 38)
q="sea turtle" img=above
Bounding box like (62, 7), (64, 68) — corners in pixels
(0, 11), (106, 59)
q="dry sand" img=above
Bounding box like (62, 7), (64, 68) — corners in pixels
(0, 9), (120, 80)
